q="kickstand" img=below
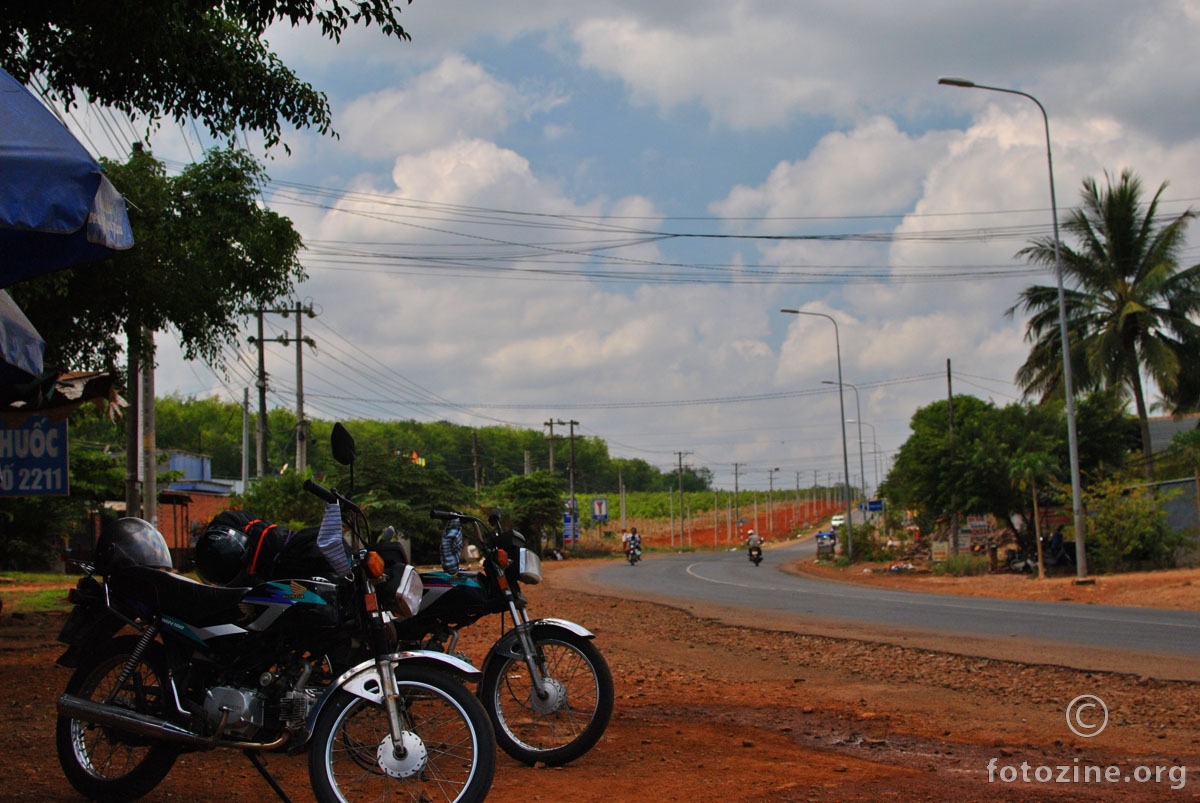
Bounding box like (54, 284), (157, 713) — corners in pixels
(244, 749), (294, 803)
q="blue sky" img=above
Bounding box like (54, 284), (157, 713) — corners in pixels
(65, 0), (1200, 493)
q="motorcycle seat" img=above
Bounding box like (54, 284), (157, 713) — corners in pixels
(114, 565), (251, 624)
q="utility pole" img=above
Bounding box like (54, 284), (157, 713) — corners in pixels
(472, 431), (481, 494)
(141, 329), (156, 528)
(248, 303), (316, 476)
(124, 338), (140, 518)
(732, 463), (743, 543)
(948, 357), (958, 554)
(544, 420), (559, 472)
(254, 308), (267, 477)
(566, 419), (578, 513)
(241, 388), (249, 490)
(676, 451), (691, 548)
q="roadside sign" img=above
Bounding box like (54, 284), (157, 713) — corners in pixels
(867, 499), (883, 512)
(563, 511), (578, 543)
(0, 415), (69, 496)
(591, 497), (609, 521)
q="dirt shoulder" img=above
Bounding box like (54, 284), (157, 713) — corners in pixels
(4, 559), (1199, 802)
(783, 552), (1200, 611)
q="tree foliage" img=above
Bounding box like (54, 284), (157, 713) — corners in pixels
(10, 147), (305, 373)
(1009, 169), (1200, 478)
(0, 2), (414, 149)
(880, 392), (1138, 536)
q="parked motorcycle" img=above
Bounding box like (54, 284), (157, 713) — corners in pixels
(392, 509), (615, 767)
(748, 544), (763, 566)
(55, 423), (496, 803)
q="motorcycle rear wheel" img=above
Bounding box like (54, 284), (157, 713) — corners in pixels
(480, 628), (614, 766)
(309, 665), (495, 803)
(55, 635), (180, 802)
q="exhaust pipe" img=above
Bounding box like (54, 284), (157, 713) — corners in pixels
(57, 694), (214, 748)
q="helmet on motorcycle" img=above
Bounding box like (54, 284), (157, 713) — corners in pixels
(95, 517), (173, 574)
(194, 525), (249, 585)
(747, 529), (755, 536)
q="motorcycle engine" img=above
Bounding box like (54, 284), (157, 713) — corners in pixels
(203, 686), (265, 739)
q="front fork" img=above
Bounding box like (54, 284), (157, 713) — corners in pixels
(506, 603), (553, 700)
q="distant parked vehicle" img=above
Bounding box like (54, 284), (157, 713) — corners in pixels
(831, 514), (846, 528)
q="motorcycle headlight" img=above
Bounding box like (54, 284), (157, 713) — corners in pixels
(516, 548), (542, 585)
(391, 565), (423, 619)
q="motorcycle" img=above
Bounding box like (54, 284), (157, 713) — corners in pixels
(626, 542), (642, 565)
(748, 544), (763, 566)
(55, 423), (496, 803)
(391, 509), (615, 767)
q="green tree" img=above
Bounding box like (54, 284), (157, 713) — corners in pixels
(1, 2), (414, 150)
(1008, 451), (1060, 578)
(1009, 169), (1200, 479)
(12, 146), (304, 374)
(487, 471), (567, 554)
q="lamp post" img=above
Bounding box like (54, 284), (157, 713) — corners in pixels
(781, 308), (854, 560)
(824, 379), (866, 503)
(849, 419), (879, 496)
(937, 77), (1088, 582)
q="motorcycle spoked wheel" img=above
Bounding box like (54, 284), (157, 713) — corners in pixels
(309, 665), (496, 803)
(479, 629), (614, 766)
(55, 635), (181, 803)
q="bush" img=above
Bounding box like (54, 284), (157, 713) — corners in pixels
(1082, 475), (1184, 572)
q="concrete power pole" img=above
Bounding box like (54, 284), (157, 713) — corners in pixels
(250, 304), (316, 476)
(141, 329), (156, 528)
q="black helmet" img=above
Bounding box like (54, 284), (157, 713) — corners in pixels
(195, 525), (249, 585)
(95, 517), (173, 574)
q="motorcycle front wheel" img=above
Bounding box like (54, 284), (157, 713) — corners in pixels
(309, 665), (495, 803)
(480, 628), (614, 766)
(55, 635), (180, 802)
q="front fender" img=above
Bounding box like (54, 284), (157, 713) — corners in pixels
(481, 619), (595, 678)
(307, 650), (480, 733)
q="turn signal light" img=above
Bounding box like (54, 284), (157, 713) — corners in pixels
(365, 551), (385, 580)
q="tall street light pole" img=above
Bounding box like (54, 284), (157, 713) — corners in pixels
(850, 419), (879, 495)
(824, 379), (865, 503)
(782, 308), (854, 560)
(937, 77), (1088, 582)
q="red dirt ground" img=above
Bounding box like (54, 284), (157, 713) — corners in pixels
(2, 547), (1198, 802)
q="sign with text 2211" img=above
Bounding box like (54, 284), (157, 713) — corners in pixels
(0, 416), (69, 496)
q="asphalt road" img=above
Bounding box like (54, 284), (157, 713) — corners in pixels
(588, 537), (1200, 661)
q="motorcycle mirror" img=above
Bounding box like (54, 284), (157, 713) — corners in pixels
(380, 525), (396, 543)
(488, 508), (502, 527)
(331, 422), (357, 466)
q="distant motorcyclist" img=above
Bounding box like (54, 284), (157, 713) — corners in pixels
(745, 529), (763, 564)
(624, 527), (642, 565)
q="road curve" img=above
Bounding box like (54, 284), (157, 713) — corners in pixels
(581, 538), (1200, 678)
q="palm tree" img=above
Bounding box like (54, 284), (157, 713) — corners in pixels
(1007, 169), (1200, 479)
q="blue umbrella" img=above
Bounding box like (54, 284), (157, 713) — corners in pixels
(0, 66), (133, 288)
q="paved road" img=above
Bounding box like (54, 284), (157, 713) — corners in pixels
(590, 538), (1200, 660)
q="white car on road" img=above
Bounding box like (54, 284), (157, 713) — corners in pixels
(831, 514), (845, 528)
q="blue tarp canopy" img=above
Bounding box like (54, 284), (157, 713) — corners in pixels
(0, 66), (133, 288)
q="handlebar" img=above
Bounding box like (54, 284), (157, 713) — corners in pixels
(304, 478), (338, 504)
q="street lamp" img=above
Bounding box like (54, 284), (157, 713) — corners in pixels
(937, 77), (1088, 582)
(781, 308), (854, 560)
(849, 419), (879, 496)
(824, 379), (866, 503)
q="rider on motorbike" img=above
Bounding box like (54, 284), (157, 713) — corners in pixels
(623, 527), (641, 555)
(746, 529), (763, 563)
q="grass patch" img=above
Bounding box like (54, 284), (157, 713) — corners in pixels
(931, 553), (990, 577)
(1, 586), (72, 614)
